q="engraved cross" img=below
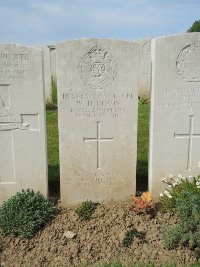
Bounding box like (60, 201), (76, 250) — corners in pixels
(0, 84), (38, 183)
(174, 115), (200, 170)
(83, 121), (113, 169)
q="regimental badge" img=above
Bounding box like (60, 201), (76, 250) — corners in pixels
(176, 42), (200, 82)
(79, 45), (117, 90)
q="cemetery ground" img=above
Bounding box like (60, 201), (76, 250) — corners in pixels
(0, 102), (200, 267)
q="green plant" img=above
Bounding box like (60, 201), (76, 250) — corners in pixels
(75, 200), (97, 221)
(160, 174), (199, 212)
(162, 224), (182, 249)
(130, 192), (156, 218)
(0, 189), (58, 238)
(162, 175), (200, 250)
(122, 228), (145, 247)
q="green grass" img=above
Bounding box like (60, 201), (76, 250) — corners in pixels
(46, 102), (150, 193)
(51, 78), (57, 105)
(46, 110), (59, 183)
(92, 262), (200, 267)
(136, 103), (149, 192)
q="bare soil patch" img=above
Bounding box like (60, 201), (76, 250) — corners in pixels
(0, 203), (197, 267)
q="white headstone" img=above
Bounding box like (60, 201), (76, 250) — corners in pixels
(0, 44), (48, 205)
(57, 39), (139, 206)
(149, 33), (200, 197)
(136, 38), (152, 97)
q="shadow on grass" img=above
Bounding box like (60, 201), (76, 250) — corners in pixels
(136, 159), (148, 193)
(48, 165), (60, 199)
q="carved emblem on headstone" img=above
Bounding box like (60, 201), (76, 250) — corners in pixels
(176, 42), (200, 82)
(79, 45), (117, 89)
(142, 41), (151, 57)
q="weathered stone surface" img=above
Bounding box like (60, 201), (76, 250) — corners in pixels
(0, 44), (47, 204)
(136, 38), (152, 97)
(57, 39), (139, 206)
(149, 33), (200, 197)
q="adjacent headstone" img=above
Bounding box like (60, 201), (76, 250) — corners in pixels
(57, 39), (139, 206)
(136, 38), (152, 98)
(149, 33), (200, 197)
(0, 44), (48, 205)
(42, 47), (52, 103)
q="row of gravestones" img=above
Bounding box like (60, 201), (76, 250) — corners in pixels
(0, 33), (199, 206)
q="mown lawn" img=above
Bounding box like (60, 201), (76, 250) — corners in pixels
(46, 103), (150, 193)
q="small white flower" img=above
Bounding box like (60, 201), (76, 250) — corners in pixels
(169, 174), (174, 178)
(164, 190), (172, 198)
(160, 193), (164, 197)
(198, 162), (200, 167)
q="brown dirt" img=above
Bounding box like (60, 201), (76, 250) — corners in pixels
(0, 203), (198, 267)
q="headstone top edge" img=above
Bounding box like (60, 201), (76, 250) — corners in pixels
(55, 38), (137, 47)
(0, 44), (43, 51)
(152, 32), (200, 42)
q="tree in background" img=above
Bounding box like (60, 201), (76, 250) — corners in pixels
(187, 20), (200, 32)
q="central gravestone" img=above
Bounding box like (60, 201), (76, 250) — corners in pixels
(0, 44), (47, 205)
(57, 39), (139, 206)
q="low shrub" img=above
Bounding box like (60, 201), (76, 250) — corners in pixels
(75, 200), (97, 221)
(160, 174), (199, 212)
(162, 224), (182, 249)
(130, 192), (157, 218)
(161, 175), (200, 250)
(0, 189), (58, 238)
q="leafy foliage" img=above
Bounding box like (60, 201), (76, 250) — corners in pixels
(162, 176), (200, 250)
(122, 227), (145, 247)
(187, 20), (200, 32)
(130, 192), (156, 218)
(75, 200), (97, 221)
(0, 189), (58, 238)
(160, 175), (199, 212)
(162, 225), (182, 249)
